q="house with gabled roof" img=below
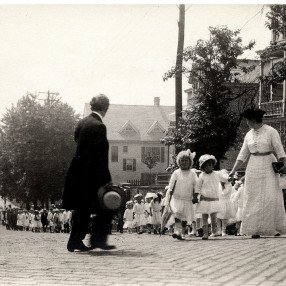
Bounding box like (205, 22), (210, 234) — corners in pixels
(83, 97), (175, 184)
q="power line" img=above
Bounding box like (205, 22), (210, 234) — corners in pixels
(185, 5), (193, 13)
(240, 5), (265, 30)
(92, 6), (154, 69)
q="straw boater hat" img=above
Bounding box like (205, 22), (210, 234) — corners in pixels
(199, 154), (217, 169)
(97, 184), (126, 212)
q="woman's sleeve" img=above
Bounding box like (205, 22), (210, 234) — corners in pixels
(271, 128), (286, 159)
(237, 134), (250, 162)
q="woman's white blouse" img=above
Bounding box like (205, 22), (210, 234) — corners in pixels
(237, 124), (286, 162)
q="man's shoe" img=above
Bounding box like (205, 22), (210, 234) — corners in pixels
(251, 235), (260, 239)
(67, 241), (91, 252)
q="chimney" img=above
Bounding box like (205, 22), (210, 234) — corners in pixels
(154, 97), (160, 106)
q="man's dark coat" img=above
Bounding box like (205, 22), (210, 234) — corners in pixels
(62, 113), (111, 212)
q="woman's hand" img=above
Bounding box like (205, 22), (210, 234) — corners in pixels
(228, 172), (234, 182)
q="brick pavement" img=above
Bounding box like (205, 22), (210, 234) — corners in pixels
(1, 225), (286, 286)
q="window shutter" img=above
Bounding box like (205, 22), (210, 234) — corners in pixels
(141, 147), (145, 162)
(133, 159), (136, 171)
(161, 147), (165, 163)
(123, 159), (126, 171)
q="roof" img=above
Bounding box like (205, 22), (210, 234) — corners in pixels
(232, 59), (260, 83)
(84, 103), (174, 141)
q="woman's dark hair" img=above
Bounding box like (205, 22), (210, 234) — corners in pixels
(242, 108), (265, 123)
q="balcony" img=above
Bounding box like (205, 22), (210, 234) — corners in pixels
(260, 101), (284, 117)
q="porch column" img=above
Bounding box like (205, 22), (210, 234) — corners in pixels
(283, 51), (286, 117)
(270, 58), (273, 102)
(259, 60), (263, 108)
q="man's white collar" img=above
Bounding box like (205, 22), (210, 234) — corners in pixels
(92, 111), (103, 121)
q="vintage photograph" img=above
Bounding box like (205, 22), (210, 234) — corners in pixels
(1, 1), (286, 285)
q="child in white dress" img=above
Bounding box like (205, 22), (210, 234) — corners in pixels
(23, 210), (30, 231)
(217, 174), (236, 237)
(231, 179), (244, 236)
(167, 149), (197, 240)
(189, 168), (202, 237)
(144, 193), (154, 234)
(33, 210), (42, 232)
(193, 154), (229, 240)
(133, 194), (146, 234)
(150, 193), (162, 234)
(47, 209), (54, 233)
(16, 209), (24, 231)
(123, 201), (134, 234)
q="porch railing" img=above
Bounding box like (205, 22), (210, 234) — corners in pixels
(260, 101), (284, 117)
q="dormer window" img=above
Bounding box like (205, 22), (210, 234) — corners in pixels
(119, 120), (138, 134)
(147, 121), (165, 134)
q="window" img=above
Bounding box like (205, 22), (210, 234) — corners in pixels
(123, 159), (136, 171)
(123, 146), (128, 153)
(141, 146), (165, 163)
(111, 146), (118, 162)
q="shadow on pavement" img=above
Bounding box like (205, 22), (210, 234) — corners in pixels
(85, 250), (153, 257)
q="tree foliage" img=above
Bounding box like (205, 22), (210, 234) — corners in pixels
(142, 153), (158, 171)
(142, 152), (158, 185)
(162, 26), (258, 167)
(0, 93), (80, 208)
(265, 5), (286, 34)
(261, 5), (286, 87)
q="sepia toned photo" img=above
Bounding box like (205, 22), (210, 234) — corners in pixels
(1, 1), (286, 285)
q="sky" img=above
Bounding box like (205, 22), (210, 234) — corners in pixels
(0, 2), (278, 117)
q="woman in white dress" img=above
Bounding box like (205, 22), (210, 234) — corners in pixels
(229, 108), (286, 238)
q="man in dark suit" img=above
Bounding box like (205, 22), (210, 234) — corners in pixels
(62, 94), (114, 252)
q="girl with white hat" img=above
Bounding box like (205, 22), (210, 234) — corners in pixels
(123, 201), (134, 234)
(167, 149), (197, 240)
(193, 154), (229, 240)
(144, 193), (155, 234)
(133, 194), (146, 234)
(150, 193), (162, 234)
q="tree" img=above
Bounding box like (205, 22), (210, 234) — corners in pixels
(265, 5), (286, 35)
(142, 152), (158, 185)
(163, 26), (258, 167)
(0, 93), (80, 209)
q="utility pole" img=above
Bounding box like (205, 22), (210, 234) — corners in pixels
(175, 4), (185, 129)
(38, 90), (60, 105)
(175, 5), (185, 154)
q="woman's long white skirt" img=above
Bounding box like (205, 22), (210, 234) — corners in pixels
(241, 154), (286, 236)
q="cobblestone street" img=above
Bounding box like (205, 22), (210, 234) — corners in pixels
(1, 225), (286, 286)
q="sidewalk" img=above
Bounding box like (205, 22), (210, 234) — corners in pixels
(1, 225), (286, 286)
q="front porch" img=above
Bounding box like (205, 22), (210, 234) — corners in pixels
(258, 48), (286, 117)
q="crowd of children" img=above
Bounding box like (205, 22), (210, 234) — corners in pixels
(1, 150), (249, 240)
(1, 207), (72, 233)
(122, 150), (246, 240)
